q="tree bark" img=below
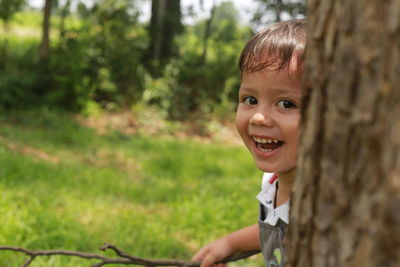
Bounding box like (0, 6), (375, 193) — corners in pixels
(39, 0), (52, 61)
(286, 0), (400, 266)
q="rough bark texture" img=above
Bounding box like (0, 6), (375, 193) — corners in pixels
(286, 0), (400, 266)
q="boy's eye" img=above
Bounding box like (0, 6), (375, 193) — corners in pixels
(243, 96), (257, 105)
(277, 100), (296, 109)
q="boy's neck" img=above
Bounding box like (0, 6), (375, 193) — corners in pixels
(275, 169), (296, 207)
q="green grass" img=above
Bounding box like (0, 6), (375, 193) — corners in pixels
(0, 11), (83, 42)
(0, 109), (264, 266)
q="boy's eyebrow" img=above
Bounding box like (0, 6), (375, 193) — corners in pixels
(238, 87), (260, 95)
(239, 86), (300, 95)
(270, 87), (301, 94)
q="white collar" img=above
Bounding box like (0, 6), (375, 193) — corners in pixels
(257, 172), (289, 225)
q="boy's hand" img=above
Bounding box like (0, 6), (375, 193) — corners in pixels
(191, 238), (234, 267)
(192, 224), (260, 267)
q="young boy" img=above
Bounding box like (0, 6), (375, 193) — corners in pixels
(192, 19), (306, 267)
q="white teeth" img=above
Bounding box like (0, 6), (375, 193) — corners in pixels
(252, 137), (280, 144)
(259, 147), (274, 152)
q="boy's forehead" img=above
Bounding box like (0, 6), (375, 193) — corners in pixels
(240, 70), (301, 93)
(240, 49), (304, 81)
(241, 68), (301, 83)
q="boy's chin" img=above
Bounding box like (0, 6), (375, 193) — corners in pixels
(254, 162), (275, 173)
(254, 161), (296, 174)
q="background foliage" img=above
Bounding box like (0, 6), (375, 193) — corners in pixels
(0, 0), (305, 121)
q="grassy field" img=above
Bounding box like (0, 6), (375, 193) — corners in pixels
(0, 11), (82, 39)
(0, 109), (264, 266)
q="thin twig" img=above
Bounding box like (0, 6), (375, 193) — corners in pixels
(0, 244), (260, 267)
(22, 256), (35, 267)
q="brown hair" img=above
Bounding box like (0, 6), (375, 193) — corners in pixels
(239, 19), (306, 77)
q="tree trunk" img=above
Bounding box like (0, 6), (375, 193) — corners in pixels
(39, 0), (52, 61)
(149, 0), (166, 66)
(146, 0), (182, 76)
(274, 0), (283, 22)
(201, 0), (217, 64)
(286, 0), (400, 266)
(59, 0), (72, 39)
(0, 22), (10, 70)
(162, 0), (182, 60)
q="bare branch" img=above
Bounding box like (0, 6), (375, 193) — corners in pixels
(22, 256), (35, 267)
(0, 244), (260, 267)
(0, 246), (130, 266)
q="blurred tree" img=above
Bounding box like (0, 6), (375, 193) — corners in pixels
(44, 0), (148, 109)
(0, 0), (25, 31)
(77, 1), (90, 17)
(201, 0), (216, 64)
(145, 0), (183, 76)
(210, 1), (240, 42)
(90, 0), (144, 104)
(252, 0), (305, 26)
(59, 0), (73, 39)
(157, 0), (247, 121)
(0, 0), (25, 69)
(200, 0), (240, 63)
(39, 0), (53, 61)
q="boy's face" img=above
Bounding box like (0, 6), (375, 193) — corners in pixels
(235, 69), (301, 176)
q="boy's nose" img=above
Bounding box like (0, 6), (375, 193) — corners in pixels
(250, 112), (274, 127)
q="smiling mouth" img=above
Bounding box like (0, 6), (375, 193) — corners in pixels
(252, 136), (284, 152)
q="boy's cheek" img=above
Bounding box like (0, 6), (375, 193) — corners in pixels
(234, 116), (247, 141)
(234, 111), (242, 133)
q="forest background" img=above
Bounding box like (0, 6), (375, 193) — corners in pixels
(0, 0), (305, 266)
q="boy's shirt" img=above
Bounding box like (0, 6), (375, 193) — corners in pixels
(257, 172), (289, 226)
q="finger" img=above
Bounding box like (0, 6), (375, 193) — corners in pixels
(200, 254), (218, 267)
(192, 247), (208, 261)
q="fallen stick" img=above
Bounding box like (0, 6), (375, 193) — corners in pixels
(0, 243), (260, 267)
